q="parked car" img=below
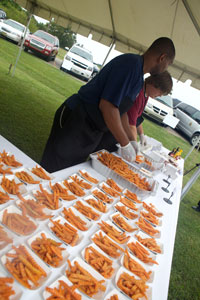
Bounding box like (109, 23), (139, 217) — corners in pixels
(144, 95), (174, 124)
(0, 9), (6, 20)
(23, 30), (59, 61)
(60, 43), (94, 81)
(173, 98), (181, 108)
(174, 102), (200, 146)
(0, 19), (29, 44)
(90, 63), (100, 79)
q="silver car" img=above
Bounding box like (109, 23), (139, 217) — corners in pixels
(174, 103), (200, 145)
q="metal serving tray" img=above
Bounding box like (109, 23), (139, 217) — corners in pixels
(90, 150), (158, 198)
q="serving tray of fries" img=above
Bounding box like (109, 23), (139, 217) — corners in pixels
(90, 150), (158, 198)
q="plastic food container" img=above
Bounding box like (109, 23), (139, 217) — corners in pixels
(110, 212), (138, 233)
(43, 275), (85, 300)
(115, 266), (152, 300)
(48, 215), (83, 246)
(66, 257), (107, 300)
(127, 236), (157, 266)
(0, 270), (22, 300)
(81, 242), (119, 279)
(98, 220), (131, 245)
(90, 150), (158, 198)
(83, 194), (108, 213)
(0, 204), (37, 236)
(61, 206), (92, 231)
(114, 202), (139, 220)
(27, 230), (69, 268)
(0, 174), (27, 195)
(29, 165), (54, 181)
(135, 230), (164, 255)
(99, 182), (121, 198)
(120, 251), (154, 283)
(1, 244), (51, 289)
(70, 173), (94, 190)
(13, 167), (41, 185)
(91, 230), (125, 260)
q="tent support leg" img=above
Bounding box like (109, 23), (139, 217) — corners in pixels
(181, 166), (200, 200)
(12, 13), (33, 77)
(184, 137), (200, 161)
(101, 39), (115, 67)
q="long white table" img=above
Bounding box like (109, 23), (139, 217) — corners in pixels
(0, 135), (184, 300)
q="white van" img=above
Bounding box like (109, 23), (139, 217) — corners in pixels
(60, 44), (94, 81)
(144, 95), (174, 123)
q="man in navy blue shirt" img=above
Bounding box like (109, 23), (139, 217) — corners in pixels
(41, 37), (175, 172)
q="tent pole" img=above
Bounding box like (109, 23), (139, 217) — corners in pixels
(101, 39), (115, 67)
(181, 165), (200, 200)
(184, 137), (200, 161)
(12, 13), (32, 77)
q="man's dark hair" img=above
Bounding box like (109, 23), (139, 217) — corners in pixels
(145, 70), (173, 95)
(148, 37), (175, 60)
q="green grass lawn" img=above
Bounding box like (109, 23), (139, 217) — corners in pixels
(0, 38), (200, 299)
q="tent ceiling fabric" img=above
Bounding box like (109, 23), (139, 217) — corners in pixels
(15, 0), (200, 89)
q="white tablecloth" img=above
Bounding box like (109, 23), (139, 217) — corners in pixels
(0, 135), (184, 300)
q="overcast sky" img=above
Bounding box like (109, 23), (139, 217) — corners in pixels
(35, 15), (200, 110)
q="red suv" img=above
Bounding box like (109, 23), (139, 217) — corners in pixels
(24, 30), (59, 61)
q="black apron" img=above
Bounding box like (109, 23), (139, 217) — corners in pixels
(41, 94), (135, 172)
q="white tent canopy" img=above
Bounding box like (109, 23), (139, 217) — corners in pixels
(14, 0), (200, 89)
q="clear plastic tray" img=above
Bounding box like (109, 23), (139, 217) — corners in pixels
(91, 230), (125, 260)
(81, 242), (119, 279)
(127, 236), (157, 266)
(15, 194), (53, 221)
(135, 217), (161, 239)
(83, 194), (108, 213)
(13, 167), (41, 185)
(66, 257), (107, 300)
(91, 187), (114, 205)
(78, 169), (100, 185)
(48, 215), (83, 247)
(70, 173), (94, 190)
(27, 230), (69, 268)
(98, 220), (131, 245)
(115, 266), (152, 300)
(1, 244), (51, 289)
(0, 174), (27, 195)
(61, 206), (92, 231)
(90, 150), (158, 198)
(99, 182), (121, 198)
(0, 270), (22, 300)
(73, 199), (101, 221)
(114, 202), (139, 220)
(0, 204), (37, 236)
(120, 251), (154, 283)
(110, 212), (138, 233)
(43, 275), (85, 300)
(135, 230), (164, 255)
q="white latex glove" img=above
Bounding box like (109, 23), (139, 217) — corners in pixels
(139, 134), (147, 147)
(130, 140), (139, 155)
(120, 142), (136, 162)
